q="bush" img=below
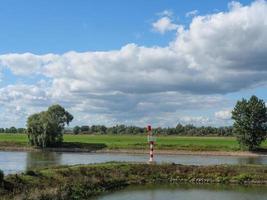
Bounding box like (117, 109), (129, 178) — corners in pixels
(0, 169), (4, 185)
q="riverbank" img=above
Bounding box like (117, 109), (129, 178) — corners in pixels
(1, 142), (267, 157)
(1, 163), (267, 199)
(97, 149), (267, 157)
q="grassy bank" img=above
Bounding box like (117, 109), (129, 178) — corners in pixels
(0, 133), (267, 152)
(0, 163), (267, 199)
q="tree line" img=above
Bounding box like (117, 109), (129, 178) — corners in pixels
(0, 124), (233, 136)
(71, 124), (233, 136)
(0, 127), (26, 133)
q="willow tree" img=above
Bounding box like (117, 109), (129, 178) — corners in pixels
(232, 95), (267, 151)
(27, 105), (73, 148)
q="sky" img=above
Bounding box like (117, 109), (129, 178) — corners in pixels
(0, 0), (266, 128)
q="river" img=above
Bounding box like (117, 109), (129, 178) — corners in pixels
(92, 184), (267, 200)
(1, 151), (267, 175)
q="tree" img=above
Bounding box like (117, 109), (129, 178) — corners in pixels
(9, 126), (17, 133)
(232, 95), (267, 150)
(80, 125), (89, 133)
(27, 105), (73, 148)
(0, 169), (3, 186)
(73, 126), (80, 135)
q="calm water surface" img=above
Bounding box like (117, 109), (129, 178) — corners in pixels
(92, 185), (267, 200)
(0, 151), (267, 174)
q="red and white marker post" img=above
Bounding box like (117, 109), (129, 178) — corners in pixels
(147, 125), (156, 163)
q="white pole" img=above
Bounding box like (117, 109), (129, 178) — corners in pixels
(147, 125), (155, 163)
(149, 141), (154, 162)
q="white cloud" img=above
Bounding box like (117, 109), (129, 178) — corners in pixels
(157, 9), (173, 17)
(0, 1), (267, 127)
(152, 16), (179, 34)
(179, 116), (211, 125)
(186, 9), (199, 17)
(0, 53), (58, 76)
(215, 110), (232, 120)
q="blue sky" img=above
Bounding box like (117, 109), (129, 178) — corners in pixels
(0, 0), (266, 127)
(0, 0), (253, 53)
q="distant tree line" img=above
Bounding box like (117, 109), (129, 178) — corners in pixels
(0, 127), (26, 134)
(70, 124), (233, 136)
(0, 124), (233, 136)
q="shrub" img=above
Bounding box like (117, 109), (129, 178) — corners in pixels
(0, 169), (4, 185)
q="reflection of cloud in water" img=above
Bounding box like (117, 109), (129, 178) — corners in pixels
(0, 151), (27, 174)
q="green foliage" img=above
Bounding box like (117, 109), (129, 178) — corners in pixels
(73, 126), (81, 135)
(232, 95), (267, 150)
(0, 169), (3, 185)
(0, 127), (25, 133)
(69, 124), (233, 136)
(9, 126), (17, 133)
(80, 125), (89, 132)
(27, 104), (73, 148)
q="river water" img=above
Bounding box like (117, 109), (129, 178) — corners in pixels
(92, 184), (267, 200)
(1, 151), (267, 175)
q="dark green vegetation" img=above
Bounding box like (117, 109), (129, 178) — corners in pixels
(0, 124), (233, 136)
(0, 170), (3, 186)
(1, 134), (267, 151)
(70, 124), (233, 136)
(0, 163), (267, 200)
(27, 105), (73, 148)
(0, 127), (25, 134)
(232, 95), (267, 150)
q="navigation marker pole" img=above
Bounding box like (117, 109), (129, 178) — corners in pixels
(147, 125), (156, 164)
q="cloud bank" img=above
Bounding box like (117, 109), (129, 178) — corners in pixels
(0, 1), (267, 127)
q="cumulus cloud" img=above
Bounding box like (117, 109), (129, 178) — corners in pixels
(186, 9), (199, 17)
(0, 1), (267, 127)
(178, 116), (211, 125)
(0, 53), (58, 76)
(215, 110), (232, 120)
(157, 9), (173, 17)
(152, 15), (178, 34)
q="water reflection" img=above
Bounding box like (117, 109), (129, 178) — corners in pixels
(0, 151), (267, 175)
(237, 156), (265, 165)
(93, 184), (267, 200)
(26, 151), (62, 171)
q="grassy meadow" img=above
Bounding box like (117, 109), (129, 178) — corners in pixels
(0, 133), (267, 151)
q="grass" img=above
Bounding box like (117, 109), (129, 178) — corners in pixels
(0, 133), (267, 151)
(1, 163), (267, 199)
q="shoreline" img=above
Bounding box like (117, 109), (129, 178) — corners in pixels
(0, 146), (266, 157)
(96, 149), (267, 157)
(1, 163), (267, 199)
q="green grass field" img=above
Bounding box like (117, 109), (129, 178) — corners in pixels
(0, 133), (267, 151)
